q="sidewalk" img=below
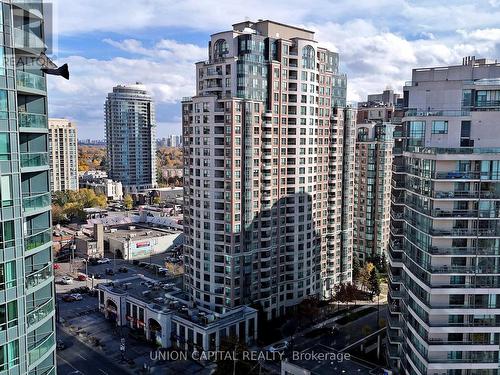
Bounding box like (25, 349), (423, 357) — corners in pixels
(60, 311), (211, 374)
(265, 304), (375, 348)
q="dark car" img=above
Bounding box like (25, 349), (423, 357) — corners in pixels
(132, 260), (139, 265)
(105, 268), (115, 275)
(56, 340), (67, 350)
(118, 267), (128, 273)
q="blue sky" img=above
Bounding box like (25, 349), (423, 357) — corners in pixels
(46, 0), (500, 139)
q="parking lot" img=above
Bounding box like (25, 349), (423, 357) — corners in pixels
(55, 255), (183, 321)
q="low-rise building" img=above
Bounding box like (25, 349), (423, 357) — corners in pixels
(98, 275), (258, 350)
(104, 224), (183, 260)
(75, 224), (105, 259)
(80, 171), (124, 201)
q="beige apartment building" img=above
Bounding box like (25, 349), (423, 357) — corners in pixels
(353, 121), (393, 263)
(182, 20), (354, 318)
(49, 118), (79, 191)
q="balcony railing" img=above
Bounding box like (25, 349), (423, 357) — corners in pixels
(405, 109), (470, 117)
(25, 228), (51, 251)
(16, 70), (46, 92)
(27, 298), (53, 328)
(28, 332), (55, 365)
(13, 28), (45, 50)
(23, 192), (51, 213)
(18, 112), (47, 129)
(20, 152), (49, 168)
(26, 262), (52, 290)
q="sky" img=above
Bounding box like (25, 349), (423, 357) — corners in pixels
(46, 0), (500, 139)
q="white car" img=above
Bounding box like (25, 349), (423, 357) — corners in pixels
(268, 341), (289, 353)
(97, 258), (110, 264)
(70, 293), (83, 301)
(60, 276), (73, 285)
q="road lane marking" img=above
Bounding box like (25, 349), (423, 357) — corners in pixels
(98, 370), (108, 375)
(57, 354), (85, 374)
(77, 353), (88, 361)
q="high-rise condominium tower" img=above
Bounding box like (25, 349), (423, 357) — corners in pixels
(48, 118), (78, 192)
(0, 1), (56, 374)
(388, 57), (500, 375)
(182, 20), (353, 318)
(353, 121), (393, 263)
(105, 83), (157, 193)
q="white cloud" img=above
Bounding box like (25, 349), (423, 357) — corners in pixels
(47, 39), (204, 137)
(46, 0), (500, 138)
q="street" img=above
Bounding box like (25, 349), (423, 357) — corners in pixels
(56, 327), (129, 375)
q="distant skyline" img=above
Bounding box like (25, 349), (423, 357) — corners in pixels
(47, 0), (500, 138)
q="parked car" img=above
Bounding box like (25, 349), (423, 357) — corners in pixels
(138, 262), (148, 268)
(62, 293), (82, 302)
(60, 276), (73, 285)
(91, 273), (103, 279)
(53, 263), (61, 270)
(97, 258), (110, 264)
(77, 274), (87, 281)
(267, 341), (289, 353)
(56, 340), (67, 350)
(118, 267), (128, 273)
(105, 268), (115, 276)
(70, 293), (83, 301)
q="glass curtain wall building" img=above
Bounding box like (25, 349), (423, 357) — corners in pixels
(1, 1), (56, 374)
(388, 57), (500, 375)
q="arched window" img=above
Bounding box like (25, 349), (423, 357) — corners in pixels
(302, 45), (315, 69)
(214, 39), (228, 59)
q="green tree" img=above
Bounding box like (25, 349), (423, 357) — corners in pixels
(152, 196), (161, 205)
(123, 194), (133, 210)
(214, 335), (255, 375)
(296, 297), (320, 327)
(352, 255), (361, 283)
(369, 268), (381, 300)
(359, 262), (375, 292)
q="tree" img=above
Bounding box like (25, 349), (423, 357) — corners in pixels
(369, 267), (382, 326)
(296, 297), (320, 327)
(214, 335), (255, 375)
(345, 282), (358, 308)
(52, 204), (67, 224)
(359, 262), (375, 292)
(369, 268), (381, 301)
(352, 255), (361, 283)
(123, 194), (133, 210)
(152, 196), (161, 205)
(333, 283), (347, 310)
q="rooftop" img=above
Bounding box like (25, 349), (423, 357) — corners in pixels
(101, 275), (256, 328)
(104, 224), (180, 242)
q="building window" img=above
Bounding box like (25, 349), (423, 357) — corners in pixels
(302, 45), (315, 70)
(407, 121), (425, 147)
(214, 39), (228, 59)
(432, 120), (448, 134)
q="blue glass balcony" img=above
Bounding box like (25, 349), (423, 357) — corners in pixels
(23, 192), (51, 213)
(13, 28), (45, 50)
(28, 332), (55, 365)
(16, 70), (46, 93)
(27, 298), (53, 327)
(19, 113), (47, 130)
(20, 152), (49, 169)
(25, 228), (51, 251)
